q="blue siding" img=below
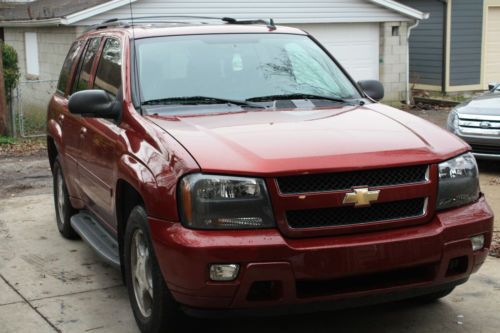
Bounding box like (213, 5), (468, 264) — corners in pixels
(450, 0), (484, 86)
(399, 0), (445, 86)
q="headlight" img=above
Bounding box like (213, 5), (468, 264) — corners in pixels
(437, 153), (480, 210)
(447, 109), (459, 132)
(178, 174), (275, 229)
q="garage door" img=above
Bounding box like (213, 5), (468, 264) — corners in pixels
(290, 23), (380, 81)
(486, 7), (500, 86)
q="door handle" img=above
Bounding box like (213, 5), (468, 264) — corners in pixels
(58, 114), (65, 123)
(80, 127), (87, 138)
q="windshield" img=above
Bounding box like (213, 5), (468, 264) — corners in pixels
(135, 34), (361, 105)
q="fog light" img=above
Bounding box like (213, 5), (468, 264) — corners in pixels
(471, 235), (485, 251)
(210, 264), (239, 281)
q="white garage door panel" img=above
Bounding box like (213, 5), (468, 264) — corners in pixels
(290, 23), (380, 81)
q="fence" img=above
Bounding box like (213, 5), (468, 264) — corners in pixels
(11, 79), (58, 138)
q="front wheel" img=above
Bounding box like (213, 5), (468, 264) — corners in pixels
(124, 205), (186, 333)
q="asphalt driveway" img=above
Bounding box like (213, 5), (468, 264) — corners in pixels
(1, 108), (499, 332)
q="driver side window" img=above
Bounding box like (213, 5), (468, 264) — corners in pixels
(94, 38), (122, 98)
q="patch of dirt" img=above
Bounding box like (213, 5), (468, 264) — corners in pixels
(0, 139), (47, 157)
(490, 232), (500, 259)
(401, 104), (452, 128)
(0, 150), (52, 198)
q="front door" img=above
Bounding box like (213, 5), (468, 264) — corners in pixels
(78, 37), (124, 230)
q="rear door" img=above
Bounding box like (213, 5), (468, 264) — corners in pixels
(67, 37), (103, 195)
(78, 37), (124, 229)
(52, 40), (84, 200)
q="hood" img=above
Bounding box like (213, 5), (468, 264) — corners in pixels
(146, 104), (468, 176)
(456, 93), (500, 116)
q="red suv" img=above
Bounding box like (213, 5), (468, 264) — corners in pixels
(47, 17), (493, 333)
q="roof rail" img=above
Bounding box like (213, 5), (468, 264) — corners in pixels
(86, 16), (276, 32)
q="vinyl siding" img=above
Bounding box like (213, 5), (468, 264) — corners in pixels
(77, 0), (412, 26)
(398, 0), (444, 86)
(449, 0), (484, 86)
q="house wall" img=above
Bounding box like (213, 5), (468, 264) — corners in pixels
(449, 0), (484, 86)
(379, 21), (409, 101)
(3, 26), (78, 133)
(77, 0), (412, 26)
(3, 26), (78, 82)
(398, 0), (444, 87)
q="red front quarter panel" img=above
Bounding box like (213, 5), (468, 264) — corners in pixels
(114, 105), (200, 222)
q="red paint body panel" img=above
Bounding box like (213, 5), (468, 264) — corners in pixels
(46, 23), (495, 313)
(146, 105), (468, 176)
(150, 197), (493, 308)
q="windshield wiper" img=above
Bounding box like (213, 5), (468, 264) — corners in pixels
(142, 96), (265, 109)
(246, 93), (352, 104)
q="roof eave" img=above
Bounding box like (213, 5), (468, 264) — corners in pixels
(368, 0), (430, 20)
(64, 0), (137, 25)
(0, 0), (137, 27)
(0, 17), (64, 27)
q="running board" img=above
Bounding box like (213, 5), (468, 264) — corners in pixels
(70, 212), (120, 268)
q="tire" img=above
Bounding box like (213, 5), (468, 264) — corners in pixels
(124, 205), (187, 333)
(415, 287), (455, 303)
(53, 157), (79, 239)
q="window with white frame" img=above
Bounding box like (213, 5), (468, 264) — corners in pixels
(25, 32), (40, 78)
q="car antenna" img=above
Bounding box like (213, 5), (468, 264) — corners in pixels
(268, 18), (276, 31)
(129, 0), (143, 114)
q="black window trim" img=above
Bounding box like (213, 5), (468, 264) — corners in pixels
(71, 36), (102, 95)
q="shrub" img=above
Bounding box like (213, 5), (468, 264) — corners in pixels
(2, 42), (20, 100)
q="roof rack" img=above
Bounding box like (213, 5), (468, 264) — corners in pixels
(87, 16), (276, 32)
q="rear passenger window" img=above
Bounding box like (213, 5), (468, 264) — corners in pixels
(57, 41), (82, 94)
(73, 37), (101, 93)
(94, 38), (122, 97)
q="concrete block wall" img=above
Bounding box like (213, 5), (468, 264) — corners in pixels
(379, 22), (409, 102)
(4, 26), (78, 82)
(3, 26), (78, 134)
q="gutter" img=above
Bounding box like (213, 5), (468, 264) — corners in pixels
(0, 0), (137, 27)
(369, 0), (430, 20)
(0, 17), (63, 27)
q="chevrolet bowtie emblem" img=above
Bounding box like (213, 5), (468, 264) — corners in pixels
(343, 188), (380, 207)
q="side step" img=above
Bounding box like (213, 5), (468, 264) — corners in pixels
(70, 212), (120, 268)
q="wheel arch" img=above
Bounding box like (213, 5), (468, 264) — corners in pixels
(46, 118), (63, 170)
(115, 154), (157, 278)
(47, 136), (58, 171)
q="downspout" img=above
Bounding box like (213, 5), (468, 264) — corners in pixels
(406, 19), (420, 105)
(440, 0), (447, 94)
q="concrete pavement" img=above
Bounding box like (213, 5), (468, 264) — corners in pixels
(1, 193), (500, 333)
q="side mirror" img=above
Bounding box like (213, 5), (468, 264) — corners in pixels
(488, 83), (498, 91)
(358, 80), (384, 101)
(68, 89), (120, 119)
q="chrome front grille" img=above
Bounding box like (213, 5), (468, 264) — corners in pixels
(458, 114), (500, 135)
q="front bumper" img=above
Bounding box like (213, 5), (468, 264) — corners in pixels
(149, 196), (493, 312)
